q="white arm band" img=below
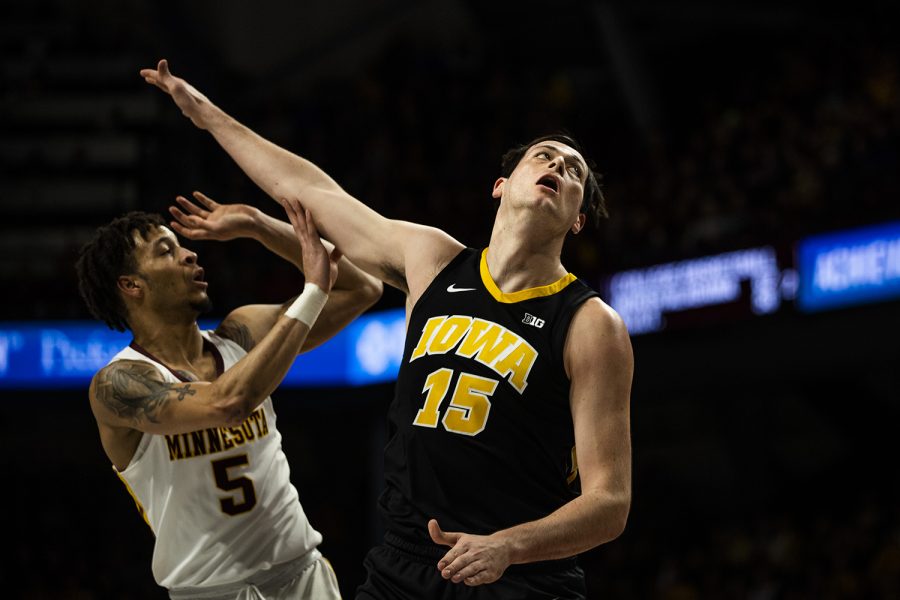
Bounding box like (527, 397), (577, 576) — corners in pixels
(284, 283), (329, 327)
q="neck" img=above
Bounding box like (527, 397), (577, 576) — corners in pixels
(486, 209), (568, 293)
(131, 317), (205, 366)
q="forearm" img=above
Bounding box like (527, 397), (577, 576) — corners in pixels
(247, 208), (304, 269)
(248, 209), (381, 296)
(210, 315), (310, 423)
(497, 489), (629, 564)
(190, 103), (399, 279)
(204, 111), (339, 201)
(145, 61), (399, 275)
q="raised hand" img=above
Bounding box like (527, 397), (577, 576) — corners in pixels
(282, 198), (340, 293)
(169, 191), (256, 242)
(429, 518), (512, 587)
(140, 59), (213, 129)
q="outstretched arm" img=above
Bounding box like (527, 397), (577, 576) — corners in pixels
(90, 201), (340, 437)
(170, 191), (381, 351)
(429, 299), (633, 586)
(142, 59), (462, 301)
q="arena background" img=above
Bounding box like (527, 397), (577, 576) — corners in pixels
(3, 1), (899, 597)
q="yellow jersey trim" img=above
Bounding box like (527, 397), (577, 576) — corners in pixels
(115, 470), (153, 530)
(479, 248), (577, 303)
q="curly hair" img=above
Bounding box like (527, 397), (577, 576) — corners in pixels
(500, 133), (608, 226)
(75, 211), (166, 331)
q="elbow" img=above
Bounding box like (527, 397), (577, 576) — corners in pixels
(586, 491), (630, 546)
(367, 277), (384, 305)
(213, 391), (254, 426)
(359, 276), (383, 310)
(603, 497), (631, 543)
(605, 514), (628, 543)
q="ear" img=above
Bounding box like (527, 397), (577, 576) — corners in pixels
(570, 213), (587, 235)
(117, 275), (143, 299)
(491, 177), (506, 199)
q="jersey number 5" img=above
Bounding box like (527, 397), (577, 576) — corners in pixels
(413, 368), (498, 436)
(212, 454), (258, 515)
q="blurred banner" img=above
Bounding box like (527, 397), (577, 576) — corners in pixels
(603, 221), (900, 334)
(797, 221), (900, 312)
(5, 222), (900, 389)
(0, 309), (406, 389)
(604, 246), (792, 335)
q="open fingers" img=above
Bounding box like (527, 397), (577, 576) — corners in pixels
(191, 190), (219, 211)
(168, 207), (204, 236)
(139, 60), (171, 91)
(142, 73), (162, 90)
(169, 218), (206, 240)
(175, 195), (209, 219)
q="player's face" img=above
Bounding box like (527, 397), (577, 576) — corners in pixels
(129, 226), (210, 316)
(493, 141), (588, 233)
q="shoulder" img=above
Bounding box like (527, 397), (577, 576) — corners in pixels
(91, 360), (159, 415)
(214, 312), (258, 352)
(564, 298), (633, 376)
(573, 297), (627, 335)
(92, 358), (165, 389)
(397, 222), (466, 300)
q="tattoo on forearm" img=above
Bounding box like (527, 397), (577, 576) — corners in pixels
(175, 384), (196, 401)
(95, 361), (193, 425)
(216, 319), (256, 352)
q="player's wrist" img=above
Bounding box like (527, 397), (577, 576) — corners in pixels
(239, 205), (266, 240)
(284, 283), (328, 327)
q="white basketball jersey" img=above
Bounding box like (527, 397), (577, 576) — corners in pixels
(111, 331), (322, 590)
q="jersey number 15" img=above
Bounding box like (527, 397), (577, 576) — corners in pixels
(412, 368), (498, 436)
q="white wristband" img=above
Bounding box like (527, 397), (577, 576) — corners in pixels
(284, 283), (329, 327)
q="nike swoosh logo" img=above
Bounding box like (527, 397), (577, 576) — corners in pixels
(447, 284), (476, 293)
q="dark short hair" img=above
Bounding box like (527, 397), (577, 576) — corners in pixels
(75, 211), (166, 331)
(500, 133), (608, 226)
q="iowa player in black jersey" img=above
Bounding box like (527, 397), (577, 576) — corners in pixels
(143, 59), (633, 599)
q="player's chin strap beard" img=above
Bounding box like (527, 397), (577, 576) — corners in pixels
(190, 297), (213, 314)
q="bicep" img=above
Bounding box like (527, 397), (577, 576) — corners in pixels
(290, 186), (462, 296)
(566, 301), (634, 496)
(90, 361), (234, 435)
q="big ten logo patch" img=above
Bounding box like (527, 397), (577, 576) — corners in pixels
(522, 313), (545, 328)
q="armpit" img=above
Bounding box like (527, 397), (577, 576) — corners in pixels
(380, 260), (409, 293)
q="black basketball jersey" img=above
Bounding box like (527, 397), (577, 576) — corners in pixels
(379, 247), (599, 543)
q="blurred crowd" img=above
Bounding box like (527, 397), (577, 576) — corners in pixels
(130, 20), (900, 316)
(8, 7), (898, 319)
(607, 36), (899, 271)
(584, 499), (900, 599)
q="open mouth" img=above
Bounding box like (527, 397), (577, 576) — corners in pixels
(537, 175), (559, 193)
(193, 268), (206, 283)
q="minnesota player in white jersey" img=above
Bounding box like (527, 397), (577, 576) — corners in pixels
(142, 59), (632, 599)
(76, 194), (382, 599)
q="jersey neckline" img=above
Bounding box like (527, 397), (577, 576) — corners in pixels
(129, 333), (225, 382)
(479, 248), (577, 304)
